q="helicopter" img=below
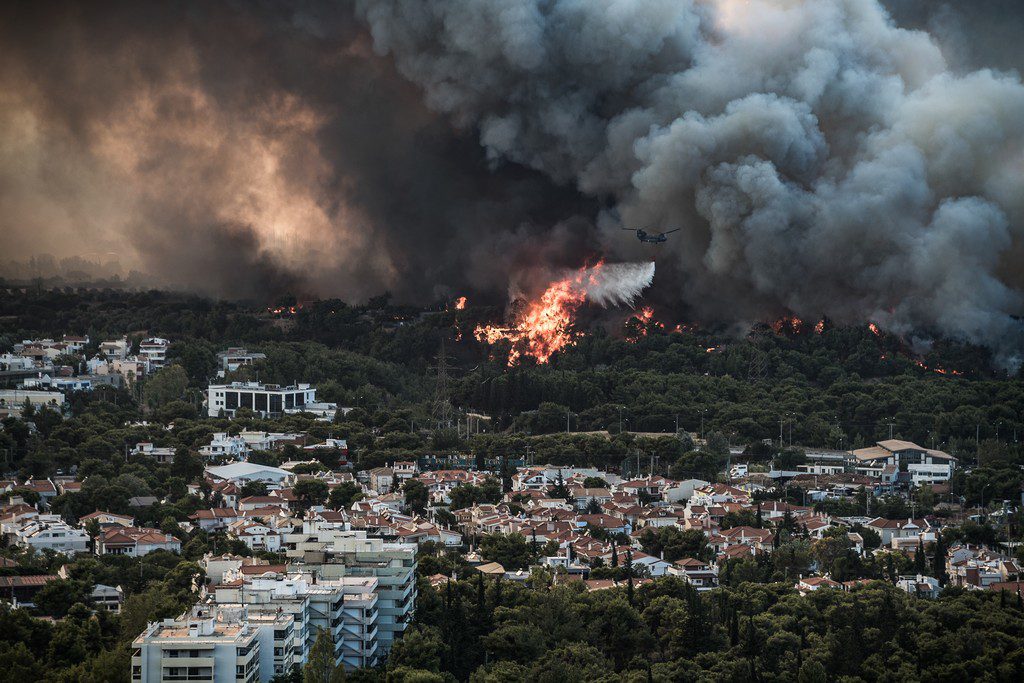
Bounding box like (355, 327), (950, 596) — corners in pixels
(622, 227), (680, 244)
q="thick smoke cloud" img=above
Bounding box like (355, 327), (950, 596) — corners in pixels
(357, 0), (1024, 365)
(0, 1), (593, 301)
(2, 0), (1022, 364)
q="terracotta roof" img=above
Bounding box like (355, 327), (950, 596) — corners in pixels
(0, 575), (58, 588)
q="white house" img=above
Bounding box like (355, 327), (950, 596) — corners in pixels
(16, 520), (89, 555)
(199, 432), (250, 460)
(96, 526), (181, 556)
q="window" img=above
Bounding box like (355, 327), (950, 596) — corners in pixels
(254, 393), (268, 412)
(226, 392), (239, 409)
(269, 395), (282, 413)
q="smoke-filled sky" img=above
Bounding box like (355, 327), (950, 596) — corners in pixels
(2, 1), (1023, 362)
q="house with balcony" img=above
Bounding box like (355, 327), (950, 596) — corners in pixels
(849, 440), (956, 485)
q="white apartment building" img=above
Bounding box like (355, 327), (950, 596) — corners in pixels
(140, 337), (171, 369)
(211, 570), (380, 672)
(207, 382), (317, 419)
(283, 521), (416, 652)
(15, 519), (89, 555)
(132, 608), (263, 683)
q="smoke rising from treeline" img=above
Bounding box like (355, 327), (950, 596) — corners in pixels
(1, 1), (1022, 364)
(357, 0), (1024, 365)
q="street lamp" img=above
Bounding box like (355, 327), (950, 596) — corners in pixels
(981, 482), (993, 522)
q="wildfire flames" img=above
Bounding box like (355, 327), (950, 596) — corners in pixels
(869, 322), (881, 336)
(453, 296), (467, 310)
(625, 306), (666, 342)
(913, 359), (963, 376)
(474, 265), (600, 365)
(267, 304), (301, 315)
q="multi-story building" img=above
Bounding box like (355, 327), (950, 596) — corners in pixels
(206, 382), (317, 419)
(15, 519), (89, 555)
(849, 439), (956, 485)
(98, 337), (130, 360)
(283, 521), (416, 652)
(200, 433), (251, 460)
(139, 337), (171, 369)
(132, 607), (263, 683)
(211, 576), (311, 671)
(217, 348), (267, 373)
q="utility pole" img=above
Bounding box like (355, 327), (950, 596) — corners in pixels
(779, 417), (784, 449)
(888, 420), (894, 440)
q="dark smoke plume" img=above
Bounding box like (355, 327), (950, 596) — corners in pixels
(1, 1), (1023, 365)
(357, 0), (1024, 366)
(0, 1), (593, 301)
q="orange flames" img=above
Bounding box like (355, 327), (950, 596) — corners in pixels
(267, 304), (301, 315)
(913, 359), (963, 376)
(771, 316), (804, 334)
(475, 264), (601, 365)
(868, 323), (881, 337)
(453, 296), (467, 310)
(814, 320), (825, 334)
(626, 306), (666, 342)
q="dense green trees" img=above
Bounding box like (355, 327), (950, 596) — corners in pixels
(400, 575), (1024, 682)
(479, 533), (536, 570)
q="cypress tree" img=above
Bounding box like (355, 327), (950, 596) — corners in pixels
(932, 531), (947, 585)
(626, 549), (635, 605)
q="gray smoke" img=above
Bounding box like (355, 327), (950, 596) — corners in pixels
(0, 1), (595, 302)
(356, 0), (1024, 366)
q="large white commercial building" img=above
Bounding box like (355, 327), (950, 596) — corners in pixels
(206, 382), (317, 419)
